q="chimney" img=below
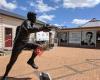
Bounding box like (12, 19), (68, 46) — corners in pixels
(89, 18), (96, 22)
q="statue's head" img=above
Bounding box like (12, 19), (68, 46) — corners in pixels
(27, 12), (36, 23)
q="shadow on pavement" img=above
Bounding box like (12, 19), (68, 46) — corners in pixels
(0, 76), (32, 80)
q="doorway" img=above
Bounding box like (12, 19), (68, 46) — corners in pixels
(5, 28), (12, 47)
(96, 31), (100, 47)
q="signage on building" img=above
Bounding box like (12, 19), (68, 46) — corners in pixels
(36, 31), (49, 41)
(81, 31), (96, 46)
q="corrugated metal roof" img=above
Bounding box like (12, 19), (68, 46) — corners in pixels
(81, 19), (100, 27)
(0, 9), (26, 20)
(0, 9), (45, 25)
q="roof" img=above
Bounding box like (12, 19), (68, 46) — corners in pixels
(0, 9), (26, 20)
(81, 18), (100, 27)
(0, 9), (45, 25)
(57, 26), (100, 32)
(36, 20), (45, 25)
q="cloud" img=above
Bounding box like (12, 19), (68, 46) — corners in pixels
(30, 2), (34, 7)
(51, 0), (61, 3)
(38, 14), (55, 22)
(0, 0), (17, 10)
(72, 19), (90, 25)
(54, 24), (62, 26)
(19, 6), (27, 11)
(35, 0), (58, 13)
(27, 0), (35, 7)
(63, 0), (100, 8)
(12, 0), (17, 3)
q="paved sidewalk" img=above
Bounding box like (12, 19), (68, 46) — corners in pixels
(0, 47), (100, 80)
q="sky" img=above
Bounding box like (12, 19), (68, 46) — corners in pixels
(0, 0), (100, 28)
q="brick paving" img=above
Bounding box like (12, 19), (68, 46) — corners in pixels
(0, 47), (100, 80)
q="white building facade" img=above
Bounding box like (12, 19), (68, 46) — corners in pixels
(57, 18), (100, 48)
(0, 9), (47, 51)
(0, 9), (57, 52)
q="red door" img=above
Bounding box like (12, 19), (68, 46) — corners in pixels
(5, 28), (12, 47)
